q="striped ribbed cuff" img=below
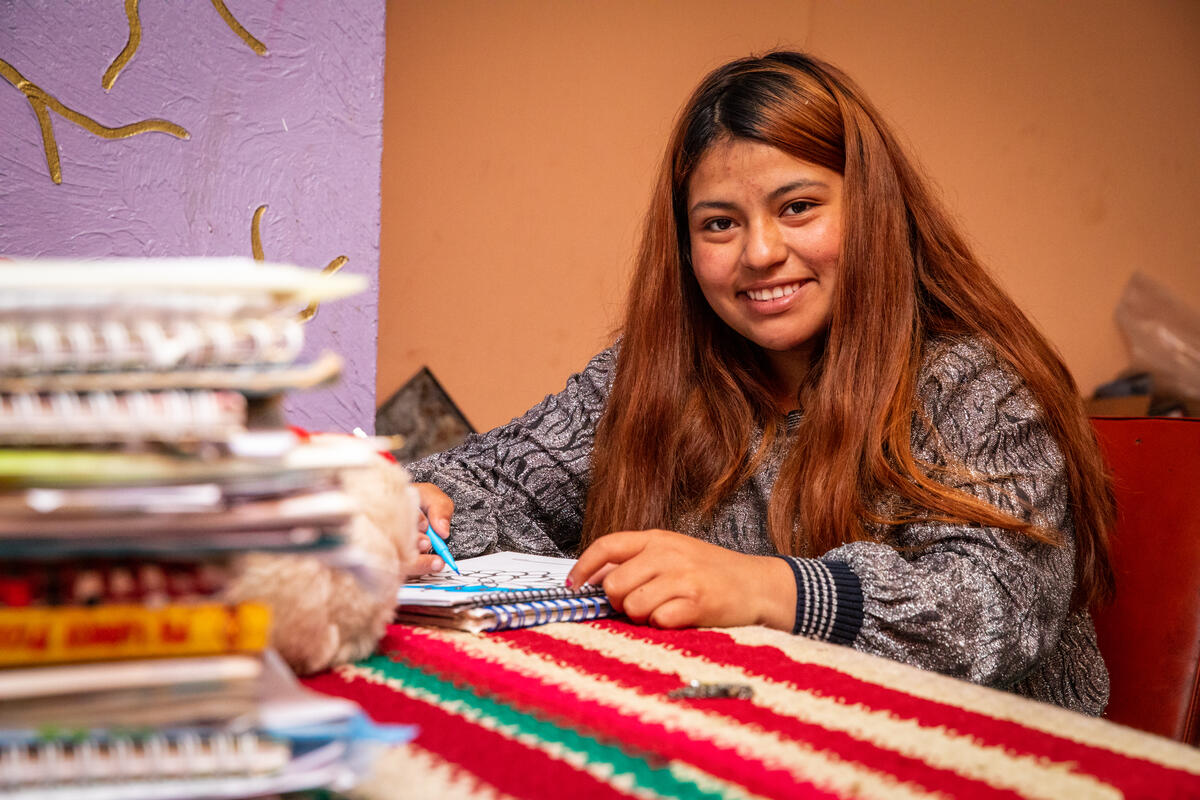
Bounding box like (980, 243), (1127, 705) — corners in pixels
(771, 556), (864, 645)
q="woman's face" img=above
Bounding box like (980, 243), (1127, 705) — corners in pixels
(687, 138), (844, 375)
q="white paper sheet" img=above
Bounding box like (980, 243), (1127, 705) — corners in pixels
(396, 552), (580, 607)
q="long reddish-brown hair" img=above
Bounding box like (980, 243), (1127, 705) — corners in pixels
(581, 51), (1115, 608)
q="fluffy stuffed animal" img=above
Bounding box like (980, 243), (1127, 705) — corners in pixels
(223, 443), (420, 675)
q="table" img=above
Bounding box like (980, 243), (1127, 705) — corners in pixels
(302, 619), (1200, 799)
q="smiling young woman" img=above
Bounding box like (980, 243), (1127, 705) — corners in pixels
(408, 51), (1116, 715)
(685, 138), (844, 400)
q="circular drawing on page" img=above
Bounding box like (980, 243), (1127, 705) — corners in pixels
(408, 568), (568, 592)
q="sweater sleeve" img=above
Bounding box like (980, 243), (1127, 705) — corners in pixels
(777, 340), (1077, 690)
(405, 347), (616, 559)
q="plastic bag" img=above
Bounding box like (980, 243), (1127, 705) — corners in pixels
(1114, 272), (1200, 401)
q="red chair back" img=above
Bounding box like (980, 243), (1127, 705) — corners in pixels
(1090, 417), (1200, 744)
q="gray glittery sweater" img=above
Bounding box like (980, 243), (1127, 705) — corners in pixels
(407, 338), (1109, 715)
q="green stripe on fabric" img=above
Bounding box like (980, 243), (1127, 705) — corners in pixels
(356, 653), (749, 800)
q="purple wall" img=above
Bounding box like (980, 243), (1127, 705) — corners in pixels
(0, 1), (385, 433)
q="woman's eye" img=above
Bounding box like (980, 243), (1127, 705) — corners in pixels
(784, 201), (814, 216)
(704, 218), (734, 232)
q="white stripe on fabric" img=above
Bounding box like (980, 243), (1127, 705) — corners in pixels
(796, 558), (817, 636)
(795, 559), (814, 636)
(803, 560), (821, 638)
(789, 557), (839, 641)
(816, 561), (835, 642)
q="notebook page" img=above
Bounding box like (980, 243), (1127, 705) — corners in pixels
(397, 552), (586, 607)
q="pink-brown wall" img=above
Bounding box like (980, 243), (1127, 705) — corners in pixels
(379, 0), (1200, 431)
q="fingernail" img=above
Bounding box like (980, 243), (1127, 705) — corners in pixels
(564, 577), (573, 588)
(431, 557), (443, 571)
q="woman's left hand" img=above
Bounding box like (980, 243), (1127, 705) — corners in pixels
(566, 530), (796, 630)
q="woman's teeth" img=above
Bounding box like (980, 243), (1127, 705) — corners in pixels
(745, 282), (801, 302)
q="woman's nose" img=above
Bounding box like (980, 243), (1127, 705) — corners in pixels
(742, 221), (787, 270)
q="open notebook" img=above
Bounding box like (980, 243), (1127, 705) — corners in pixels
(396, 552), (612, 632)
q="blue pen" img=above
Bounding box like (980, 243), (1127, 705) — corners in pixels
(424, 524), (461, 575)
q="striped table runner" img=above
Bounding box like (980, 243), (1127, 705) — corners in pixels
(302, 619), (1200, 799)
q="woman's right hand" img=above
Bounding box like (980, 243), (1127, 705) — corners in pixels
(411, 482), (455, 574)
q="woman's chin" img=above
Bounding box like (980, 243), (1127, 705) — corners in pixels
(744, 331), (823, 355)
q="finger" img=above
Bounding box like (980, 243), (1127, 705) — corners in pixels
(417, 534), (433, 554)
(646, 596), (700, 629)
(414, 483), (454, 536)
(618, 575), (689, 625)
(599, 555), (663, 602)
(410, 553), (445, 575)
(587, 562), (617, 585)
(567, 531), (650, 587)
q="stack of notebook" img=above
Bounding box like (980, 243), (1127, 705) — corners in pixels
(396, 551), (614, 632)
(0, 258), (413, 799)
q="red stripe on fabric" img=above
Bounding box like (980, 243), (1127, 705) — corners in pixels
(589, 620), (1200, 800)
(497, 627), (1021, 800)
(383, 625), (838, 800)
(387, 624), (1002, 800)
(302, 665), (630, 800)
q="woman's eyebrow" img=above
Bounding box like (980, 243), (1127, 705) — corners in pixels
(688, 199), (737, 215)
(768, 179), (827, 201)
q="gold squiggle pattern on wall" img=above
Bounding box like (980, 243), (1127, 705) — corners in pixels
(211, 0), (269, 56)
(102, 0), (142, 91)
(103, 0), (266, 90)
(298, 256), (349, 322)
(250, 205), (348, 323)
(0, 57), (189, 185)
(251, 204), (269, 261)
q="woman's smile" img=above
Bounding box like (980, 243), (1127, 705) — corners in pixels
(741, 279), (812, 307)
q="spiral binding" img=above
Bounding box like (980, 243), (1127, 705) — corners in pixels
(0, 316), (304, 374)
(0, 730), (289, 789)
(463, 583), (606, 608)
(0, 389), (246, 444)
(483, 596), (613, 631)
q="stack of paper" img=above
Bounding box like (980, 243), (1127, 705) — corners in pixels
(0, 258), (413, 799)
